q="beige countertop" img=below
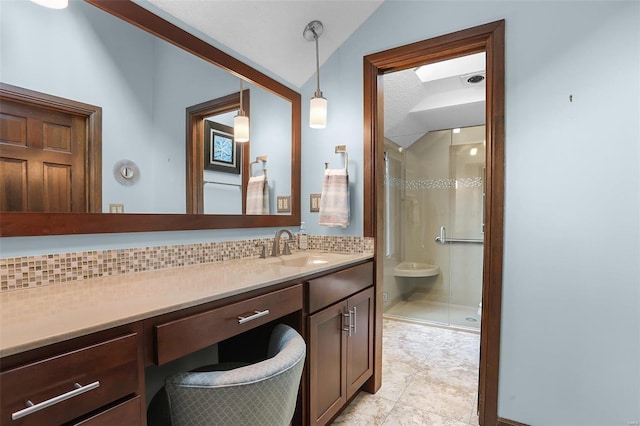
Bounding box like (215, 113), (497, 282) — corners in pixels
(0, 251), (372, 358)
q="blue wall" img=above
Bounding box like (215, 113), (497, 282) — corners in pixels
(299, 1), (639, 424)
(2, 2), (639, 423)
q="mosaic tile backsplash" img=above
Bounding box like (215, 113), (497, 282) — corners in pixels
(0, 235), (374, 291)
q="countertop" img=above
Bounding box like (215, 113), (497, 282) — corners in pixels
(0, 251), (373, 358)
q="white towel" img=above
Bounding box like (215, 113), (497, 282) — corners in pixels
(318, 168), (349, 228)
(246, 175), (270, 215)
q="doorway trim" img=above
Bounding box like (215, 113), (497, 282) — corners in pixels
(362, 20), (505, 425)
(186, 89), (249, 214)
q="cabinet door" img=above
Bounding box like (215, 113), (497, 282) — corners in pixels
(346, 287), (374, 399)
(308, 301), (348, 426)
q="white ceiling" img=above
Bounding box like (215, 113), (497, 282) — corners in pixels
(384, 64), (486, 148)
(137, 1), (485, 144)
(141, 0), (384, 88)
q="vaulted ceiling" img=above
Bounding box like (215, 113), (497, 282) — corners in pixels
(142, 0), (383, 88)
(139, 0), (486, 143)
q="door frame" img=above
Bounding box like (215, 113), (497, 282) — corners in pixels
(362, 20), (505, 425)
(185, 89), (249, 214)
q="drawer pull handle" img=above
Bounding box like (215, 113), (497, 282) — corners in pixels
(342, 311), (351, 336)
(351, 306), (357, 335)
(11, 381), (100, 420)
(238, 309), (270, 324)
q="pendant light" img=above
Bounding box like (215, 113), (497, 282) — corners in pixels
(304, 20), (327, 129)
(234, 79), (249, 143)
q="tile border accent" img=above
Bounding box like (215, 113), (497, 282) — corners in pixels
(386, 175), (483, 190)
(0, 236), (374, 292)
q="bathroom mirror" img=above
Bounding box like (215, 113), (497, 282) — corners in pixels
(0, 0), (300, 236)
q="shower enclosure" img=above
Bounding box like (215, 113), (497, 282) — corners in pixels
(383, 126), (485, 329)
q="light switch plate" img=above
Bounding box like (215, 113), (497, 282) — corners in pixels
(109, 203), (124, 213)
(310, 193), (321, 212)
(277, 196), (291, 213)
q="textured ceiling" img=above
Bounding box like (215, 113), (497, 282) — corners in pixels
(384, 56), (486, 148)
(141, 0), (383, 88)
(137, 1), (484, 139)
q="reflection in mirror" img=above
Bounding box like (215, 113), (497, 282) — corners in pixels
(186, 91), (248, 215)
(203, 111), (243, 215)
(1, 0), (293, 216)
(244, 82), (292, 215)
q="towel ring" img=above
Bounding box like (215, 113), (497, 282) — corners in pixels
(325, 145), (348, 172)
(250, 155), (267, 178)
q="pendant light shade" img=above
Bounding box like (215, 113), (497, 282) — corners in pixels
(304, 20), (327, 129)
(30, 0), (68, 8)
(234, 79), (249, 143)
(309, 95), (327, 129)
(234, 114), (249, 143)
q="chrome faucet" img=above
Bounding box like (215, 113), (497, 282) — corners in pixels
(271, 229), (294, 257)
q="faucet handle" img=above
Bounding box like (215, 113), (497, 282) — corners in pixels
(255, 243), (267, 259)
(283, 241), (292, 256)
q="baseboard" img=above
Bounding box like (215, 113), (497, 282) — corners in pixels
(497, 417), (530, 426)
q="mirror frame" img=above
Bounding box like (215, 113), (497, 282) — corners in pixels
(0, 0), (301, 236)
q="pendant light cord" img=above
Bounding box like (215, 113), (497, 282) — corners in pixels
(239, 79), (244, 115)
(312, 28), (321, 97)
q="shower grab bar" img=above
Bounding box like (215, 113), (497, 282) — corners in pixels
(435, 226), (483, 244)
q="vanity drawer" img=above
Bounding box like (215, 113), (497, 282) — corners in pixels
(73, 395), (142, 426)
(155, 284), (303, 365)
(0, 333), (139, 426)
(307, 261), (374, 313)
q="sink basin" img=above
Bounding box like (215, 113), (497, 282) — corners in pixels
(264, 253), (338, 267)
(394, 262), (439, 278)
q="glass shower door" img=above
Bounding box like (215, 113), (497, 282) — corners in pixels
(443, 126), (485, 329)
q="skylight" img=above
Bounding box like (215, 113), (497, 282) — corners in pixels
(414, 52), (485, 83)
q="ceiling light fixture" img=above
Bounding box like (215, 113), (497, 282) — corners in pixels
(234, 79), (249, 143)
(304, 20), (327, 129)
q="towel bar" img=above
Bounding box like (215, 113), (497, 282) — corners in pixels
(203, 180), (242, 187)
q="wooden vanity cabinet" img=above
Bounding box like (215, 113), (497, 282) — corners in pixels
(0, 325), (144, 426)
(0, 258), (373, 426)
(153, 284), (303, 365)
(306, 261), (374, 426)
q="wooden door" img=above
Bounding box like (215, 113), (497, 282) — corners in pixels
(0, 83), (102, 213)
(308, 301), (348, 426)
(346, 287), (374, 399)
(0, 99), (86, 212)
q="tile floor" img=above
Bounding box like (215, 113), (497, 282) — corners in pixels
(331, 318), (480, 425)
